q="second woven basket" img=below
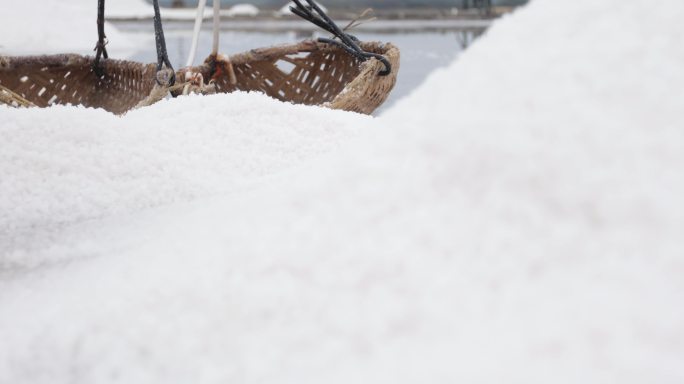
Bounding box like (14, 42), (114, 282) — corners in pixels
(175, 0), (399, 115)
(176, 40), (399, 115)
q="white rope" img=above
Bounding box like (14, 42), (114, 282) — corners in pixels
(183, 0), (223, 96)
(186, 0), (207, 67)
(212, 0), (221, 56)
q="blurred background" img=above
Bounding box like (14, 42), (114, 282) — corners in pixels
(115, 0), (529, 112)
(158, 0), (528, 12)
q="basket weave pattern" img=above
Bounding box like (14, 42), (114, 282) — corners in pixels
(1, 41), (399, 115)
(183, 40), (400, 115)
(0, 55), (158, 115)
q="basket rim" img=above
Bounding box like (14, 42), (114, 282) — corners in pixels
(0, 54), (156, 72)
(205, 39), (398, 68)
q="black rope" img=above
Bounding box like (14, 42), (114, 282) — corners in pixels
(93, 0), (109, 76)
(152, 0), (175, 86)
(290, 0), (392, 76)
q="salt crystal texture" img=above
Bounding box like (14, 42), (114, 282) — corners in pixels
(0, 0), (683, 383)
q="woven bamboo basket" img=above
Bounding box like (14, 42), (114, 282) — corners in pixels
(177, 40), (400, 115)
(0, 41), (398, 115)
(0, 54), (175, 115)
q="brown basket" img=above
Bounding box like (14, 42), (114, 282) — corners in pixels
(1, 41), (399, 115)
(0, 54), (168, 115)
(178, 40), (400, 115)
